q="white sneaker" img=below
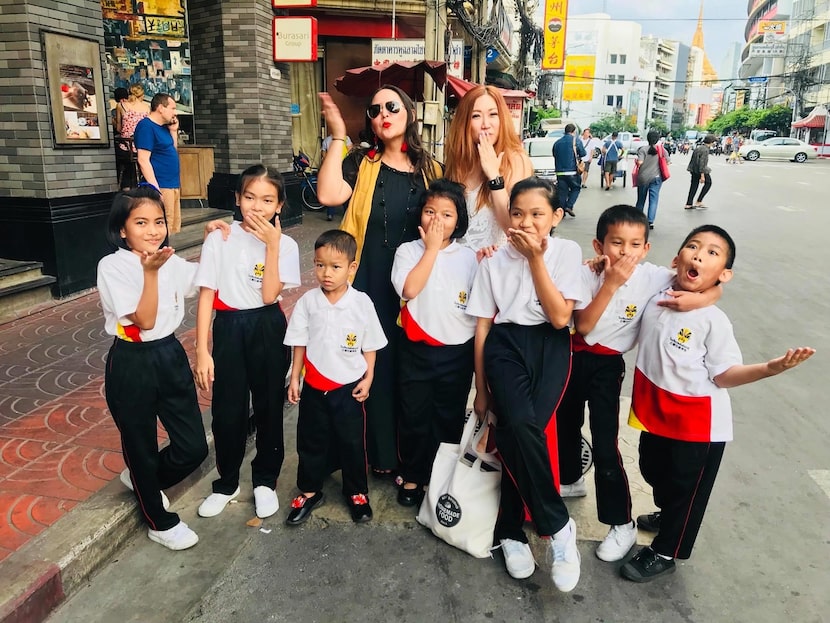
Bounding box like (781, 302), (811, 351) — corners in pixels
(148, 521), (199, 551)
(595, 522), (637, 562)
(559, 477), (587, 498)
(120, 468), (170, 510)
(499, 538), (536, 579)
(550, 518), (581, 592)
(253, 486), (279, 518)
(197, 487), (241, 517)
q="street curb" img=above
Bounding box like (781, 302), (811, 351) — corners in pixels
(0, 409), (227, 623)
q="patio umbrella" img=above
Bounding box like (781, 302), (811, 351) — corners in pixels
(334, 60), (447, 99)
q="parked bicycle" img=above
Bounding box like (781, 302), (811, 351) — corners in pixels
(292, 152), (324, 211)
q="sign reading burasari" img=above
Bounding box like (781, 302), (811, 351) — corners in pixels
(273, 16), (318, 62)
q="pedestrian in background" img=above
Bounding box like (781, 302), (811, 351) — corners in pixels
(684, 134), (715, 210)
(635, 131), (669, 229)
(553, 123), (586, 217)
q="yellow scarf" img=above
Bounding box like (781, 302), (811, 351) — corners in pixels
(340, 157), (441, 267)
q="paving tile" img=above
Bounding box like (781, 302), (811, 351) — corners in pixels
(0, 493), (47, 550)
(0, 436), (60, 478)
(0, 446), (120, 501)
(73, 421), (123, 452)
(0, 363), (34, 384)
(0, 395), (50, 421)
(3, 369), (99, 400)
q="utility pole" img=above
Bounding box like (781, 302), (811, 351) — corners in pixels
(424, 0), (446, 160)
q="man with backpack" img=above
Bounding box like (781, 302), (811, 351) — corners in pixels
(601, 132), (625, 191)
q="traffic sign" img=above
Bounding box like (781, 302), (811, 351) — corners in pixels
(747, 76), (769, 83)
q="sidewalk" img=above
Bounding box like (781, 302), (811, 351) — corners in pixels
(0, 211), (336, 623)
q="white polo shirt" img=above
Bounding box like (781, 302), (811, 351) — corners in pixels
(465, 236), (586, 325)
(629, 291), (743, 443)
(391, 240), (478, 346)
(284, 286), (388, 389)
(575, 262), (675, 355)
(97, 248), (197, 342)
(194, 222), (301, 310)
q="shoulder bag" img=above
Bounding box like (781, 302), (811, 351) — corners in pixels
(416, 411), (501, 559)
(657, 144), (671, 181)
(573, 136), (585, 175)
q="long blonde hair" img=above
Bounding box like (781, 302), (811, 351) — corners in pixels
(444, 86), (523, 212)
(128, 83), (145, 103)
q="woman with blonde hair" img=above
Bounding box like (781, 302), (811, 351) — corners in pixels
(444, 85), (533, 252)
(116, 83), (151, 189)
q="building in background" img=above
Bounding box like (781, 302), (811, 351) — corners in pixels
(739, 0), (793, 111)
(784, 0), (830, 114)
(688, 0), (718, 125)
(640, 35), (679, 128)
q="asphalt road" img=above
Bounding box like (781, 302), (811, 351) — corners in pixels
(48, 155), (830, 623)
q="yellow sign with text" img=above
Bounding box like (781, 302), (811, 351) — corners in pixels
(758, 20), (786, 34)
(542, 0), (568, 70)
(563, 55), (595, 101)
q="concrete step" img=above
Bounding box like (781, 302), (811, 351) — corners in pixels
(170, 208), (234, 260)
(0, 260), (57, 323)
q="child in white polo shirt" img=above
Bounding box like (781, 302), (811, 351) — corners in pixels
(284, 230), (387, 524)
(466, 177), (588, 592)
(194, 164), (301, 521)
(391, 179), (478, 507)
(97, 185), (208, 551)
(557, 205), (720, 563)
(621, 224), (814, 583)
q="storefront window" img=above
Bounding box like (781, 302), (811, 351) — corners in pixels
(101, 0), (195, 143)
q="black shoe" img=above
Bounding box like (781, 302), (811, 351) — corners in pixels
(564, 208), (575, 217)
(649, 223), (654, 230)
(620, 547), (676, 583)
(285, 492), (325, 526)
(636, 511), (661, 532)
(397, 485), (424, 507)
(347, 493), (373, 523)
(326, 214), (333, 221)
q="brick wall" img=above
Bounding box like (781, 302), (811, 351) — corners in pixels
(0, 0), (117, 199)
(190, 0), (292, 176)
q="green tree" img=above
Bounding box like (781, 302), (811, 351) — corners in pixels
(589, 113), (637, 137)
(646, 118), (669, 135)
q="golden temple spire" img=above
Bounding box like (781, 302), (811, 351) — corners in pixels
(691, 0), (718, 82)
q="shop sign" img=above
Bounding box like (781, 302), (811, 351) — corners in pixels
(749, 42), (786, 57)
(273, 17), (318, 62)
(144, 16), (186, 37)
(371, 38), (462, 78)
(563, 54), (595, 101)
(272, 0), (317, 6)
(542, 0), (568, 70)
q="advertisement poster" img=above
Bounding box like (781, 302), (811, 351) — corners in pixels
(562, 55), (595, 101)
(59, 64), (102, 139)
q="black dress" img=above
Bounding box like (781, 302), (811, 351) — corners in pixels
(343, 157), (425, 471)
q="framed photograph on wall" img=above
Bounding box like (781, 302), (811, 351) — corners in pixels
(42, 31), (110, 147)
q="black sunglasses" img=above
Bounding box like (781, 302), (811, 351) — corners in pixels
(367, 101), (402, 119)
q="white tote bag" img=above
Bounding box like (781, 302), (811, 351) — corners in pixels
(416, 412), (501, 559)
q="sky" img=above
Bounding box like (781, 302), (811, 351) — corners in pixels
(541, 0), (748, 79)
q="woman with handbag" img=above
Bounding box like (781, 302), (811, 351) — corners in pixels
(634, 130), (670, 229)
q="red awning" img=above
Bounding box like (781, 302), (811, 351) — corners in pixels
(334, 61), (446, 99)
(792, 105), (828, 128)
(792, 115), (827, 128)
(445, 75), (530, 100)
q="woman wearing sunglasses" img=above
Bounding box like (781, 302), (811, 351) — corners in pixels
(444, 85), (533, 254)
(317, 86), (442, 481)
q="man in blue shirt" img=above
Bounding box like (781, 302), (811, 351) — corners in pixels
(135, 93), (181, 232)
(601, 132), (624, 192)
(552, 124), (586, 217)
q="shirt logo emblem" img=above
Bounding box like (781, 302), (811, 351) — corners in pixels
(458, 291), (467, 304)
(253, 263), (265, 279)
(676, 328), (692, 344)
(624, 304), (637, 319)
(345, 333), (357, 348)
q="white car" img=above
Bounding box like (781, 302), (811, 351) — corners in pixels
(523, 137), (557, 179)
(739, 137), (817, 163)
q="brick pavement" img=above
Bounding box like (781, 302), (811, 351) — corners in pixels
(0, 214), (332, 564)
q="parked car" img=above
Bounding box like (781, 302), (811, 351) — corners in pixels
(738, 137), (817, 163)
(523, 137), (557, 179)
